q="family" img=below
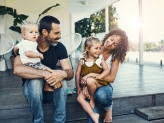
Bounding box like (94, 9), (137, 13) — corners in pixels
(14, 15), (128, 123)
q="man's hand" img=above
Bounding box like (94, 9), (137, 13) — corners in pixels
(54, 81), (63, 89)
(45, 68), (65, 88)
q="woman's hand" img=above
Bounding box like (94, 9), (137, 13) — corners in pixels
(81, 77), (87, 84)
(76, 86), (81, 95)
(81, 73), (100, 84)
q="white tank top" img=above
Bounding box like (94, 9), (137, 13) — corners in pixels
(105, 55), (112, 70)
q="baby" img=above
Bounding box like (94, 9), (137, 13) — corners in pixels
(14, 21), (54, 92)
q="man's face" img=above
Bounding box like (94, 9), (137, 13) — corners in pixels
(45, 23), (61, 45)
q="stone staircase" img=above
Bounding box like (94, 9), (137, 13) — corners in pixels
(1, 92), (164, 123)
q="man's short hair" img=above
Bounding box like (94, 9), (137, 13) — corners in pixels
(38, 16), (60, 34)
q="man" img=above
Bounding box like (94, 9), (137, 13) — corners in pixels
(14, 16), (74, 123)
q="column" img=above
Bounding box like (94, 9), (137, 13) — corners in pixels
(139, 0), (143, 65)
(105, 6), (109, 33)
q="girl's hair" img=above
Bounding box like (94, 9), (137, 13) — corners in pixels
(83, 37), (101, 57)
(102, 29), (128, 63)
(21, 21), (38, 33)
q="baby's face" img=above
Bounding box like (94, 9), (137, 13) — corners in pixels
(23, 25), (39, 41)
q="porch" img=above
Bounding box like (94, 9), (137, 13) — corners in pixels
(0, 55), (164, 123)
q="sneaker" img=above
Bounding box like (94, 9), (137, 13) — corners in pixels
(72, 87), (76, 93)
(67, 88), (72, 95)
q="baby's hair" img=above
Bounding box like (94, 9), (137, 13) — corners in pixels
(83, 37), (101, 57)
(21, 21), (38, 33)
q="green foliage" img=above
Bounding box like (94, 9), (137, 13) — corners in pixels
(90, 5), (118, 34)
(0, 6), (13, 15)
(36, 4), (60, 23)
(75, 5), (118, 37)
(75, 18), (91, 37)
(0, 6), (28, 34)
(0, 4), (60, 34)
(90, 9), (106, 33)
(144, 41), (157, 52)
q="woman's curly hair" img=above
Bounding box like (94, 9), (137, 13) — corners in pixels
(102, 29), (129, 63)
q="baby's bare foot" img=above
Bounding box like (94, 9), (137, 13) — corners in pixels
(90, 99), (95, 109)
(90, 112), (99, 123)
(103, 109), (112, 123)
(44, 86), (54, 92)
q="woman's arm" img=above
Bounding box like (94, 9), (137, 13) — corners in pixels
(104, 58), (119, 82)
(83, 58), (120, 83)
(97, 57), (110, 79)
(75, 61), (82, 94)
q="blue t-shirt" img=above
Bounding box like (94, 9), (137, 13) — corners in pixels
(37, 42), (68, 69)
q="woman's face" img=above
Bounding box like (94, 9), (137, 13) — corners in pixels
(103, 34), (121, 50)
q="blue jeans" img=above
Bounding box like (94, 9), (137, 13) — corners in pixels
(23, 79), (67, 123)
(87, 84), (113, 123)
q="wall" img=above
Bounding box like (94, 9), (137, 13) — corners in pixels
(1, 0), (70, 69)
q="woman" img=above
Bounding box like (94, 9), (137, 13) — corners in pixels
(80, 29), (128, 123)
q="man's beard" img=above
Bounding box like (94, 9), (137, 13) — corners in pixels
(45, 35), (60, 45)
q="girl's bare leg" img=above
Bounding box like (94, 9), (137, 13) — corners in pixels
(77, 91), (99, 123)
(103, 108), (112, 123)
(44, 82), (54, 92)
(87, 78), (102, 109)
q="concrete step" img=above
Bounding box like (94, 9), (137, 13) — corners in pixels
(0, 114), (152, 123)
(1, 93), (164, 122)
(136, 106), (164, 121)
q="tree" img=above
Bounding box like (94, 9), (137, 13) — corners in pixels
(75, 18), (91, 37)
(90, 5), (118, 34)
(158, 40), (164, 52)
(144, 41), (157, 52)
(75, 5), (118, 37)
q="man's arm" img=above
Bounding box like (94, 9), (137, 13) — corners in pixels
(13, 56), (49, 78)
(44, 58), (74, 86)
(60, 58), (74, 80)
(13, 46), (19, 56)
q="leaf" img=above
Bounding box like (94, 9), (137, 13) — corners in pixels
(0, 6), (13, 15)
(15, 18), (23, 24)
(39, 4), (60, 17)
(9, 26), (21, 34)
(17, 14), (28, 20)
(13, 9), (17, 18)
(0, 6), (6, 15)
(13, 19), (18, 26)
(36, 4), (60, 23)
(6, 7), (13, 15)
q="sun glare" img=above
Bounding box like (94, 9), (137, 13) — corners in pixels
(129, 17), (142, 29)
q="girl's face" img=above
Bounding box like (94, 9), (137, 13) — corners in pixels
(104, 34), (121, 50)
(23, 25), (39, 41)
(87, 42), (101, 58)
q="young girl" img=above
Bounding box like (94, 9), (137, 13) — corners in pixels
(75, 37), (110, 123)
(14, 21), (54, 92)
